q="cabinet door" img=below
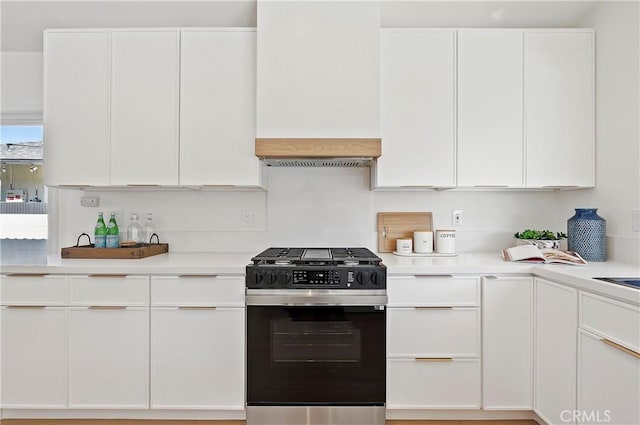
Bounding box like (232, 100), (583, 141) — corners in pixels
(1, 307), (67, 408)
(150, 307), (244, 409)
(180, 30), (260, 186)
(110, 30), (179, 185)
(534, 278), (578, 425)
(482, 276), (533, 409)
(457, 30), (524, 187)
(44, 31), (110, 186)
(377, 30), (455, 187)
(68, 307), (149, 408)
(256, 1), (379, 138)
(525, 31), (594, 187)
(578, 329), (640, 425)
(387, 358), (481, 409)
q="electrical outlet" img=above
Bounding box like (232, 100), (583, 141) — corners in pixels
(633, 209), (640, 232)
(452, 209), (463, 226)
(242, 210), (254, 227)
(80, 196), (99, 207)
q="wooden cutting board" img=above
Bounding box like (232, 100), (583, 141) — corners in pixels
(377, 212), (433, 253)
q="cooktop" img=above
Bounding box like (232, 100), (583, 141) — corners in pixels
(594, 277), (640, 290)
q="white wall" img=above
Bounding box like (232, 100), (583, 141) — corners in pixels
(556, 1), (640, 265)
(52, 168), (560, 255)
(1, 52), (43, 120)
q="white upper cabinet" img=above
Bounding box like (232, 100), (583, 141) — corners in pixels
(110, 30), (180, 186)
(44, 31), (110, 186)
(377, 30), (456, 188)
(180, 29), (260, 187)
(525, 31), (595, 187)
(256, 0), (380, 138)
(457, 30), (524, 187)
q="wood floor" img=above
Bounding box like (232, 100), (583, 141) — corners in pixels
(0, 420), (539, 425)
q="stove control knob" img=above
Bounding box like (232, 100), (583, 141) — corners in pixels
(264, 271), (277, 285)
(249, 271), (263, 286)
(278, 272), (292, 285)
(355, 271), (370, 286)
(370, 271), (378, 286)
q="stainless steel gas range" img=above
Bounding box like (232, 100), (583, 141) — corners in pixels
(245, 247), (387, 425)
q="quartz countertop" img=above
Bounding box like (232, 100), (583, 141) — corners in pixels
(2, 251), (639, 305)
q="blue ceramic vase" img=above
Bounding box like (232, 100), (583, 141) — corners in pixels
(567, 208), (606, 262)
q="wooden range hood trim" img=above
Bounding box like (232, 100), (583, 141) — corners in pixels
(255, 138), (382, 159)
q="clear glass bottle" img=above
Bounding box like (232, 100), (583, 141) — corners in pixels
(94, 212), (107, 248)
(142, 213), (155, 244)
(106, 212), (120, 248)
(126, 212), (143, 244)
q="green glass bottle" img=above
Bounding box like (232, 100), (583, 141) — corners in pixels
(106, 212), (120, 248)
(94, 212), (107, 248)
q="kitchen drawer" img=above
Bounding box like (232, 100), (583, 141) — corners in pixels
(387, 357), (481, 409)
(151, 275), (244, 306)
(1, 274), (68, 305)
(388, 275), (479, 306)
(69, 275), (149, 306)
(579, 291), (640, 351)
(388, 307), (480, 356)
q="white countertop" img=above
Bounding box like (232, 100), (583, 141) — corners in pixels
(2, 251), (639, 305)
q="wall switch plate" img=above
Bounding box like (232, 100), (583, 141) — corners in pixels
(242, 210), (254, 227)
(80, 196), (99, 207)
(452, 209), (463, 226)
(633, 209), (640, 232)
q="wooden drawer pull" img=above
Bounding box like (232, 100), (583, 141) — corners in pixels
(601, 339), (640, 359)
(6, 273), (49, 277)
(87, 274), (128, 278)
(177, 275), (219, 279)
(415, 357), (453, 362)
(415, 306), (453, 310)
(88, 306), (127, 310)
(7, 305), (46, 309)
(178, 306), (217, 310)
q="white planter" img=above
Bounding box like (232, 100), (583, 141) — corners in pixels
(515, 239), (562, 249)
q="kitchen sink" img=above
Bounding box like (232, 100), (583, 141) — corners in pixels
(594, 277), (640, 290)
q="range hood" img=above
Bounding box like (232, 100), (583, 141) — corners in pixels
(255, 138), (381, 167)
(256, 1), (381, 167)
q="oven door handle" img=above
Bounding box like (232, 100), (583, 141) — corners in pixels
(245, 294), (388, 307)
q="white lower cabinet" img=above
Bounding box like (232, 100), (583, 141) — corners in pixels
(149, 275), (245, 410)
(577, 292), (640, 425)
(1, 274), (68, 409)
(68, 306), (149, 408)
(1, 306), (68, 408)
(150, 307), (245, 409)
(534, 278), (578, 425)
(482, 276), (533, 409)
(387, 358), (481, 408)
(387, 275), (481, 410)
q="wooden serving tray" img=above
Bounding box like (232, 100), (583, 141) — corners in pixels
(61, 233), (168, 259)
(61, 243), (168, 259)
(377, 212), (433, 253)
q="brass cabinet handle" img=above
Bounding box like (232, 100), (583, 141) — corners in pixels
(414, 274), (454, 279)
(178, 306), (217, 310)
(87, 274), (128, 278)
(177, 275), (219, 279)
(415, 357), (453, 362)
(88, 306), (127, 310)
(601, 339), (640, 359)
(7, 305), (46, 309)
(5, 273), (49, 277)
(415, 306), (454, 310)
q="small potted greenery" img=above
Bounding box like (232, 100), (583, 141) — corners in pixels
(514, 229), (567, 249)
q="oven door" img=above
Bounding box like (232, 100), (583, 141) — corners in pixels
(246, 303), (385, 406)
